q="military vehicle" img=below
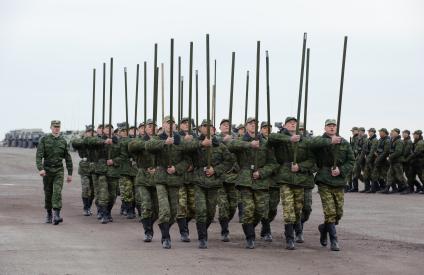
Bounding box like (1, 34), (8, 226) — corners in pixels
(2, 129), (45, 148)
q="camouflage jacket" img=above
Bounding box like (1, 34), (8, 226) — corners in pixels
(268, 129), (316, 189)
(83, 135), (121, 178)
(406, 138), (424, 168)
(144, 132), (189, 187)
(374, 136), (391, 166)
(227, 133), (278, 190)
(128, 135), (156, 187)
(350, 134), (359, 157)
(179, 130), (199, 185)
(356, 135), (367, 161)
(402, 137), (413, 164)
(310, 133), (354, 188)
(184, 135), (234, 189)
(36, 134), (73, 175)
(388, 135), (404, 163)
(365, 134), (378, 164)
(118, 137), (138, 177)
(215, 132), (240, 184)
(261, 134), (279, 189)
(72, 137), (96, 176)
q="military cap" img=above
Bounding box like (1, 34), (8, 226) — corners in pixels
(103, 123), (114, 129)
(129, 125), (136, 130)
(145, 119), (156, 125)
(179, 117), (189, 124)
(379, 128), (388, 134)
(261, 121), (272, 128)
(368, 128), (376, 133)
(113, 128), (119, 134)
(220, 118), (230, 125)
(163, 115), (175, 123)
(402, 129), (410, 135)
(325, 119), (337, 126)
(391, 128), (400, 134)
(351, 126), (359, 131)
(138, 122), (145, 128)
(51, 120), (61, 127)
(117, 122), (129, 130)
(358, 127), (366, 132)
(413, 130), (422, 135)
(97, 124), (104, 129)
(85, 125), (94, 132)
(237, 124), (245, 130)
(245, 117), (257, 124)
(200, 119), (213, 127)
(285, 117), (297, 124)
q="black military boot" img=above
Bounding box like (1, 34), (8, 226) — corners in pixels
(400, 184), (413, 194)
(260, 219), (272, 242)
(141, 218), (153, 242)
(82, 198), (90, 216)
(120, 202), (128, 216)
(370, 181), (380, 193)
(53, 209), (63, 225)
(284, 224), (295, 250)
(360, 180), (371, 193)
(294, 222), (304, 243)
(196, 223), (208, 249)
(127, 203), (136, 220)
(381, 184), (391, 194)
(318, 223), (328, 247)
(45, 209), (52, 224)
(159, 223), (171, 249)
(219, 219), (230, 242)
(378, 179), (386, 191)
(327, 223), (340, 251)
(242, 224), (255, 249)
(351, 178), (359, 192)
(96, 205), (102, 220)
(414, 181), (423, 193)
(389, 184), (398, 194)
(177, 218), (190, 242)
(100, 207), (109, 224)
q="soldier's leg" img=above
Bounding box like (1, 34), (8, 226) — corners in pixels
(168, 186), (180, 227)
(106, 177), (118, 222)
(240, 187), (255, 249)
(51, 171), (64, 225)
(226, 183), (238, 221)
(138, 185), (154, 242)
(206, 188), (219, 226)
(293, 187), (305, 244)
(383, 166), (395, 194)
(156, 184), (171, 248)
(92, 174), (101, 217)
(351, 161), (361, 192)
(253, 190), (269, 227)
(43, 174), (53, 223)
(217, 186), (231, 241)
(134, 184), (143, 218)
(176, 185), (190, 242)
(124, 176), (136, 219)
(281, 185), (296, 249)
(186, 184), (196, 222)
(80, 175), (91, 216)
(261, 187), (280, 240)
(360, 163), (372, 193)
(88, 175), (95, 210)
(317, 184), (336, 249)
(328, 186), (344, 251)
(97, 175), (109, 223)
(393, 163), (406, 192)
(195, 185), (208, 249)
(118, 177), (126, 216)
(371, 165), (380, 193)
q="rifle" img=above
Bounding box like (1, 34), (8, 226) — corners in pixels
(188, 42), (194, 133)
(228, 52), (235, 128)
(213, 59), (217, 126)
(170, 39), (174, 138)
(244, 70), (249, 124)
(206, 34), (211, 168)
(178, 56), (181, 123)
(161, 63), (165, 123)
(266, 51), (271, 135)
(144, 61), (147, 127)
(153, 44), (158, 135)
(134, 64), (140, 134)
(102, 63), (106, 133)
(195, 69), (199, 135)
(303, 48), (310, 135)
(254, 41), (260, 169)
(91, 68), (96, 137)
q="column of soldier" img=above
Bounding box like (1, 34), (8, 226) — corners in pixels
(345, 127), (424, 195)
(44, 33), (417, 253)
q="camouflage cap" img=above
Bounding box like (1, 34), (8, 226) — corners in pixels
(379, 128), (388, 134)
(358, 127), (366, 132)
(97, 124), (104, 129)
(261, 121), (272, 128)
(179, 117), (189, 124)
(220, 118), (230, 125)
(145, 119), (156, 126)
(237, 124), (245, 130)
(413, 130), (422, 135)
(85, 125), (94, 132)
(103, 123), (114, 129)
(284, 117), (297, 124)
(163, 115), (175, 123)
(402, 129), (410, 135)
(245, 117), (257, 124)
(138, 122), (145, 128)
(325, 119), (337, 126)
(117, 122), (129, 130)
(351, 126), (359, 131)
(391, 128), (400, 134)
(200, 119), (213, 127)
(51, 120), (61, 127)
(113, 128), (119, 134)
(368, 127), (376, 133)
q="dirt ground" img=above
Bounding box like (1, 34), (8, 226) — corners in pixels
(0, 147), (423, 275)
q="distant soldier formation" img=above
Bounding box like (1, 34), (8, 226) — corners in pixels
(33, 34), (424, 253)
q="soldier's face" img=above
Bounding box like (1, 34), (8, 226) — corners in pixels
(200, 126), (208, 135)
(145, 124), (155, 135)
(220, 122), (230, 134)
(379, 131), (387, 138)
(84, 131), (93, 137)
(129, 128), (136, 136)
(413, 134), (419, 141)
(390, 131), (398, 138)
(103, 127), (111, 136)
(368, 131), (375, 137)
(352, 130), (359, 136)
(402, 132), (409, 139)
(180, 122), (189, 131)
(163, 122), (171, 133)
(51, 126), (60, 135)
(285, 120), (297, 132)
(246, 121), (256, 134)
(97, 127), (103, 135)
(359, 131), (365, 137)
(325, 124), (337, 135)
(119, 130), (127, 138)
(238, 128), (245, 135)
(138, 126), (145, 135)
(261, 126), (271, 136)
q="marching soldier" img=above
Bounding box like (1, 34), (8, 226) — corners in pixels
(35, 120), (73, 225)
(401, 130), (414, 194)
(405, 130), (424, 194)
(383, 128), (407, 194)
(371, 128), (391, 193)
(360, 128), (378, 193)
(346, 127), (359, 192)
(350, 127), (367, 192)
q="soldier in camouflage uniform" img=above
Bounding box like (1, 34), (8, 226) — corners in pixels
(405, 130), (424, 194)
(312, 119), (354, 251)
(268, 117), (316, 250)
(236, 124), (246, 137)
(84, 124), (120, 224)
(117, 123), (138, 219)
(383, 128), (407, 194)
(360, 128), (378, 193)
(350, 127), (367, 192)
(215, 118), (239, 242)
(36, 120), (73, 225)
(371, 128), (391, 193)
(401, 130), (415, 194)
(128, 119), (158, 242)
(259, 122), (280, 242)
(346, 127), (359, 192)
(176, 117), (197, 242)
(145, 116), (189, 249)
(71, 125), (96, 216)
(184, 119), (234, 249)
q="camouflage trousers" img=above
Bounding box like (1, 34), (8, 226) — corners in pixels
(353, 157), (365, 180)
(217, 182), (238, 222)
(194, 185), (219, 224)
(302, 187), (313, 223)
(119, 175), (135, 203)
(318, 185), (344, 224)
(387, 162), (406, 185)
(405, 164), (424, 185)
(91, 174), (100, 206)
(97, 175), (118, 208)
(135, 185), (158, 221)
(239, 187), (269, 225)
(281, 185), (304, 224)
(177, 184), (196, 220)
(372, 162), (389, 182)
(80, 174), (94, 200)
(264, 187), (280, 223)
(363, 160), (374, 182)
(43, 170), (64, 210)
(156, 184), (179, 225)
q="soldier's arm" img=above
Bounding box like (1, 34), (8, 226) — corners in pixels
(383, 139), (391, 158)
(144, 136), (165, 152)
(64, 140), (73, 176)
(339, 142), (354, 177)
(35, 136), (45, 171)
(182, 139), (201, 152)
(83, 136), (103, 148)
(389, 141), (403, 162)
(309, 136), (332, 149)
(297, 144), (318, 174)
(174, 148), (189, 175)
(128, 138), (145, 154)
(268, 133), (291, 145)
(225, 139), (250, 152)
(71, 138), (84, 150)
(258, 144), (279, 178)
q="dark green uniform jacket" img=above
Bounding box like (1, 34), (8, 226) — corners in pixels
(365, 134), (378, 164)
(216, 132), (240, 183)
(84, 135), (121, 178)
(375, 136), (391, 167)
(388, 135), (404, 164)
(72, 137), (96, 176)
(118, 137), (138, 177)
(128, 135), (157, 187)
(36, 134), (73, 175)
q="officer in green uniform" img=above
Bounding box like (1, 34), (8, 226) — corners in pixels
(215, 118), (239, 242)
(371, 128), (391, 193)
(145, 116), (188, 249)
(360, 128), (378, 193)
(36, 120), (73, 225)
(312, 119), (354, 251)
(184, 119), (234, 248)
(71, 125), (96, 216)
(128, 119), (159, 242)
(259, 121), (280, 242)
(268, 117), (316, 250)
(405, 130), (424, 194)
(383, 128), (407, 193)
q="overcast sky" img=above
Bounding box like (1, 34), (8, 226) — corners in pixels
(1, 0), (423, 139)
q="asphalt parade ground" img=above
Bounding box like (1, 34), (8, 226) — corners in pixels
(0, 147), (423, 275)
